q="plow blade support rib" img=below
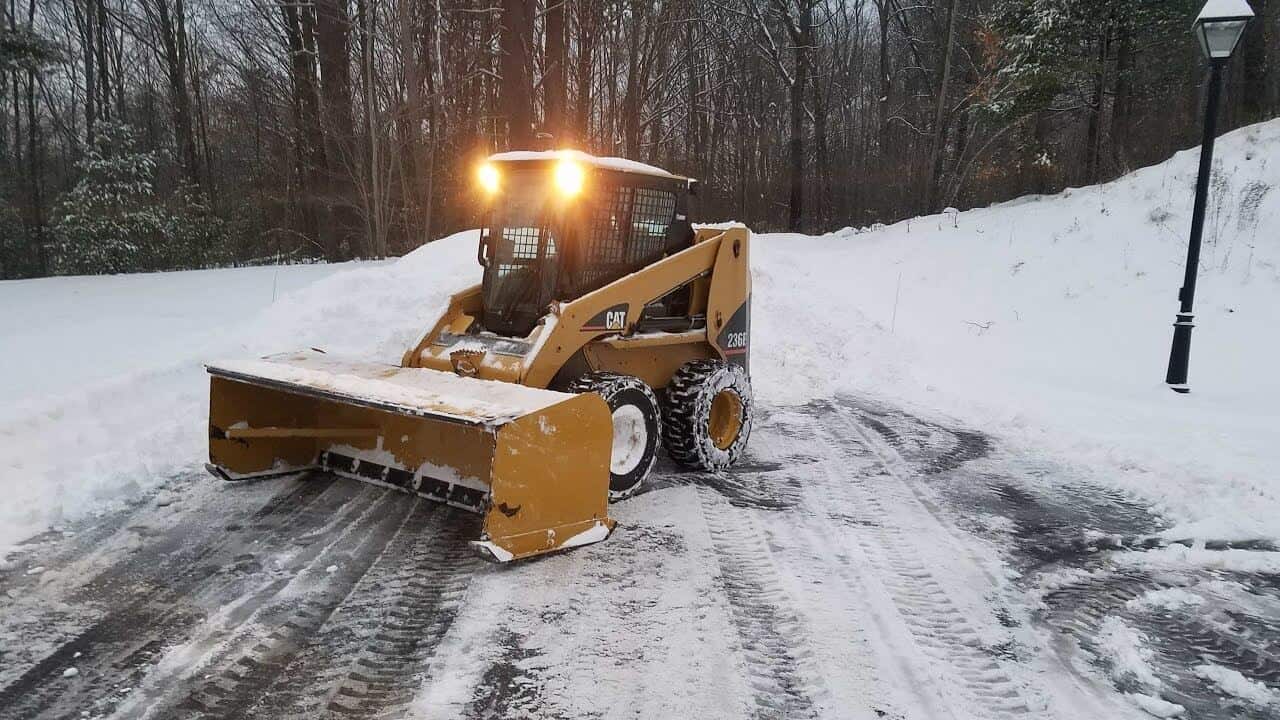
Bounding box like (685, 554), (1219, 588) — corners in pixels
(207, 351), (614, 561)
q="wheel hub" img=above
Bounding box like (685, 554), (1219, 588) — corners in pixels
(708, 390), (743, 451)
(610, 404), (648, 475)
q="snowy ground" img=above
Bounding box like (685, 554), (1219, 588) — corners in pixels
(1, 120), (1278, 719)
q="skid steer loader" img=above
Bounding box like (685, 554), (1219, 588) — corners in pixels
(206, 150), (752, 562)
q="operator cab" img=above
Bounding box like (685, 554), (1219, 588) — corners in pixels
(475, 151), (697, 338)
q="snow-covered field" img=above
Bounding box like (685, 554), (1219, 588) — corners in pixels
(1, 119), (1278, 720)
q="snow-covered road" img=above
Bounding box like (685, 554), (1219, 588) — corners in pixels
(2, 396), (1276, 720)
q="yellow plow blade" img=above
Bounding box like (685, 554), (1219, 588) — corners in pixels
(206, 351), (615, 562)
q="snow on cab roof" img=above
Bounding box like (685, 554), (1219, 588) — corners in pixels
(487, 150), (689, 182)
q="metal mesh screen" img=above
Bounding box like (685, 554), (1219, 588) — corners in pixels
(575, 185), (633, 292)
(590, 185), (632, 265)
(628, 188), (676, 264)
(572, 185), (675, 296)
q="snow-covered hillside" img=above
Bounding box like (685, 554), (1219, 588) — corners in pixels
(753, 120), (1280, 543)
(1, 119), (1278, 556)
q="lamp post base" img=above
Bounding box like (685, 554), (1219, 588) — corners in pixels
(1165, 313), (1195, 392)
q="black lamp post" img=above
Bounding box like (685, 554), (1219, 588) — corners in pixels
(1166, 0), (1254, 393)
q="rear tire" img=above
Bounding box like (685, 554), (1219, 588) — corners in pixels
(662, 360), (753, 470)
(568, 373), (662, 501)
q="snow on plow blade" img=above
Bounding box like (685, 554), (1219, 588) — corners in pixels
(206, 351), (615, 562)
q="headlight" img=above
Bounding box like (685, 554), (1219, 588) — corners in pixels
(477, 163), (500, 194)
(554, 159), (585, 197)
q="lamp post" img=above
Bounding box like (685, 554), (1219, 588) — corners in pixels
(1166, 0), (1254, 393)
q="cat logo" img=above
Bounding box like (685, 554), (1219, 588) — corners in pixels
(583, 303), (630, 332)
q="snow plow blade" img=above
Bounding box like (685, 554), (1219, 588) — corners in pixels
(206, 351), (615, 562)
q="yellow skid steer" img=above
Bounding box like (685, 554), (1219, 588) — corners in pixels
(207, 150), (753, 562)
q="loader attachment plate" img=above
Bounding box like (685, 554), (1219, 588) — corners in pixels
(207, 351), (614, 561)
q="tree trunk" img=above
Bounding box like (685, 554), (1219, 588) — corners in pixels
(26, 72), (45, 273)
(786, 0), (813, 232)
(1266, 0), (1279, 115)
(684, 15), (707, 175)
(1083, 32), (1108, 184)
(573, 1), (595, 142)
(812, 71), (831, 228)
(149, 0), (201, 187)
(281, 0), (328, 255)
(499, 0), (533, 148)
(191, 44), (215, 201)
(315, 0), (360, 259)
(1238, 0), (1268, 124)
(77, 0), (97, 143)
(876, 0), (890, 143)
(620, 0), (645, 158)
(357, 0), (382, 257)
(10, 0), (19, 174)
(545, 0), (567, 142)
(398, 0), (421, 247)
(1111, 26), (1133, 173)
(926, 0), (958, 212)
(422, 0), (443, 243)
(94, 0), (110, 123)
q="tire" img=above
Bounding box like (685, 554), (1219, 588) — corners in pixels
(662, 360), (753, 471)
(568, 372), (662, 501)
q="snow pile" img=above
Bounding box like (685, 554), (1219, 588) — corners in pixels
(1114, 545), (1280, 574)
(1124, 587), (1205, 611)
(1193, 663), (1278, 707)
(0, 262), (352, 409)
(1125, 693), (1186, 718)
(0, 232), (478, 553)
(1095, 616), (1164, 690)
(1093, 616), (1190, 716)
(210, 351), (571, 420)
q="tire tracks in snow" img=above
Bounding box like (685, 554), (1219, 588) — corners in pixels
(128, 486), (416, 719)
(419, 491), (758, 720)
(0, 475), (348, 719)
(798, 399), (1051, 720)
(254, 500), (479, 719)
(839, 396), (1280, 718)
(1042, 566), (1280, 718)
(697, 486), (825, 719)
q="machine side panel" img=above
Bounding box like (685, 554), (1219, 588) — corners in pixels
(582, 335), (716, 389)
(705, 227), (752, 371)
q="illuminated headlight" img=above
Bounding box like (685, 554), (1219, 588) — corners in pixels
(477, 163), (500, 194)
(554, 159), (585, 197)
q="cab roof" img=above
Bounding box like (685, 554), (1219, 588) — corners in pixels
(487, 150), (692, 184)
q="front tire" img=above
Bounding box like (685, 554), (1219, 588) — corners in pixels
(568, 373), (662, 500)
(663, 360), (753, 470)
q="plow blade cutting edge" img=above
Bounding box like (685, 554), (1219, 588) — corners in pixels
(206, 351), (615, 562)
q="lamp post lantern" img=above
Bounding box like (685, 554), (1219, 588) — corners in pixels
(1166, 0), (1254, 393)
